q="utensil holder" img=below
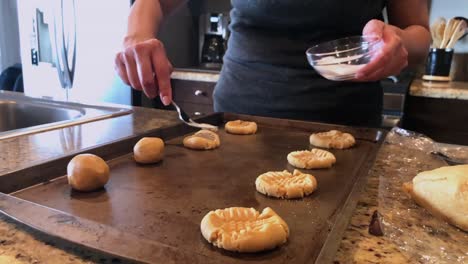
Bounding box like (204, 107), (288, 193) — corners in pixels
(422, 48), (454, 82)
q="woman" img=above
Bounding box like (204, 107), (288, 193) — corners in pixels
(115, 0), (430, 127)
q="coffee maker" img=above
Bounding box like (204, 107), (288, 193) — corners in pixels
(199, 13), (229, 69)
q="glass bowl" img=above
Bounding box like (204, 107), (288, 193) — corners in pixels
(306, 36), (381, 81)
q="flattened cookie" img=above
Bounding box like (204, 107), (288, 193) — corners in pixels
(256, 169), (317, 199)
(287, 149), (336, 169)
(225, 120), (258, 135)
(183, 130), (220, 150)
(200, 207), (289, 252)
(309, 130), (355, 149)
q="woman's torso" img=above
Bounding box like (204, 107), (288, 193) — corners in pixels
(214, 0), (387, 127)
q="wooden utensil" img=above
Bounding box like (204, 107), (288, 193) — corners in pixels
(440, 18), (456, 48)
(436, 21), (446, 47)
(430, 21), (437, 47)
(431, 17), (446, 48)
(446, 20), (467, 49)
(454, 16), (468, 40)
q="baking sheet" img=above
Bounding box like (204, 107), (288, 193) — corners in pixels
(5, 113), (385, 263)
(378, 128), (468, 263)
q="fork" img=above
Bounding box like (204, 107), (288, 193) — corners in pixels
(171, 101), (218, 131)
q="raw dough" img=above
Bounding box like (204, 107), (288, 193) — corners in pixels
(255, 169), (317, 199)
(200, 207), (289, 252)
(309, 130), (355, 149)
(0, 256), (23, 264)
(287, 149), (336, 169)
(67, 154), (110, 192)
(403, 165), (468, 231)
(183, 130), (220, 150)
(225, 120), (258, 135)
(133, 137), (165, 164)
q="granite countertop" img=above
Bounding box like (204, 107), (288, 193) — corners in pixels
(410, 79), (468, 100)
(0, 107), (179, 176)
(0, 106), (180, 263)
(0, 103), (466, 263)
(335, 134), (468, 264)
(334, 144), (429, 264)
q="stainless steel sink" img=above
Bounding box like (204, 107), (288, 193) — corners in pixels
(0, 91), (132, 140)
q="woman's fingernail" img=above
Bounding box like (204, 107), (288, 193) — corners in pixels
(161, 95), (171, 106)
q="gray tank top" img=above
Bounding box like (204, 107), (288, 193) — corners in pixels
(214, 0), (387, 127)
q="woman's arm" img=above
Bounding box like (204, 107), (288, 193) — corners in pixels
(355, 0), (431, 81)
(115, 0), (186, 104)
(387, 0), (431, 66)
(125, 0), (186, 46)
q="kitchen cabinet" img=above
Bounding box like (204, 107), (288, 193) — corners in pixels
(172, 79), (215, 117)
(402, 96), (468, 145)
(380, 74), (412, 127)
(401, 80), (468, 145)
(149, 79), (216, 117)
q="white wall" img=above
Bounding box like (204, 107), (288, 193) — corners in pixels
(430, 0), (468, 52)
(0, 0), (21, 72)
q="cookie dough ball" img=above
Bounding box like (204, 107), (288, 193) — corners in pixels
(183, 130), (220, 150)
(225, 120), (258, 135)
(201, 207), (289, 252)
(133, 137), (165, 164)
(67, 154), (110, 192)
(309, 130), (355, 149)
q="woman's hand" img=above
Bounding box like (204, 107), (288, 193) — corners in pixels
(115, 36), (173, 105)
(355, 19), (408, 82)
